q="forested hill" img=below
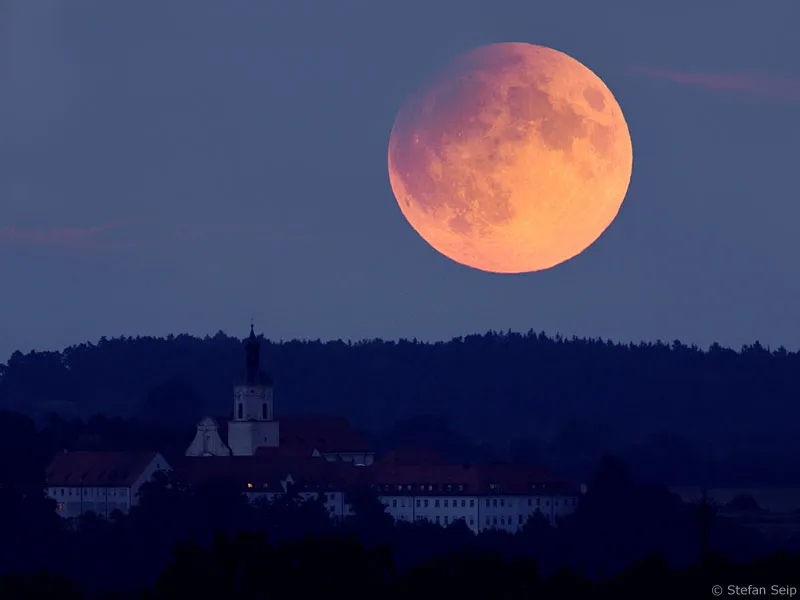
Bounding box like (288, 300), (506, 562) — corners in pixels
(0, 331), (797, 456)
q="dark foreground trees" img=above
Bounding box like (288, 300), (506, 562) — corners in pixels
(3, 535), (799, 600)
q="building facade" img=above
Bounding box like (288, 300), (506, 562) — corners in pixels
(370, 454), (579, 534)
(45, 451), (170, 519)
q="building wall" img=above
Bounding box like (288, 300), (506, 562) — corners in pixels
(233, 385), (273, 421)
(228, 420), (281, 455)
(49, 486), (132, 519)
(185, 420), (231, 457)
(47, 454), (171, 520)
(378, 494), (579, 534)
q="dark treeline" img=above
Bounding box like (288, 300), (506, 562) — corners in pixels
(1, 418), (798, 598)
(2, 330), (800, 485)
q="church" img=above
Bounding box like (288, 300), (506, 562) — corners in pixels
(184, 326), (374, 466)
(46, 326), (583, 533)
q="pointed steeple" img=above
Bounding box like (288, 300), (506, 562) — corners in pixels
(241, 323), (272, 386)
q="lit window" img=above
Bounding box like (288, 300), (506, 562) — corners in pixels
(247, 483), (253, 489)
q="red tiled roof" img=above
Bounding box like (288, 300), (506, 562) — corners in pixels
(253, 445), (318, 458)
(279, 416), (371, 453)
(376, 447), (449, 466)
(45, 451), (161, 487)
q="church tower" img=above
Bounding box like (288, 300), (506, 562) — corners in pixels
(227, 325), (280, 455)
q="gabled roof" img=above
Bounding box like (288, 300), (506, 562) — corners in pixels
(279, 415), (371, 453)
(45, 451), (162, 487)
(376, 447), (449, 466)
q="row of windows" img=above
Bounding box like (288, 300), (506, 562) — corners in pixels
(416, 515), (475, 526)
(387, 497), (574, 509)
(51, 487), (128, 497)
(413, 514), (550, 528)
(376, 483), (554, 493)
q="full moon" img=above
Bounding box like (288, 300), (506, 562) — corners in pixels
(387, 43), (633, 273)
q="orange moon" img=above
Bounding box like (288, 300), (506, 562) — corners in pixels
(387, 43), (633, 273)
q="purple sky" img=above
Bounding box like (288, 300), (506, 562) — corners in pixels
(1, 0), (799, 360)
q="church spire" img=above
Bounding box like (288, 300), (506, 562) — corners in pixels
(241, 323), (272, 386)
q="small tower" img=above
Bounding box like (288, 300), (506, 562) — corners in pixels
(227, 324), (280, 455)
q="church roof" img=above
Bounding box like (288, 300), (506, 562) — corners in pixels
(209, 414), (371, 455)
(375, 447), (449, 466)
(45, 451), (163, 487)
(279, 416), (371, 453)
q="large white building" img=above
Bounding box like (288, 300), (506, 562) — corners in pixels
(44, 326), (582, 531)
(369, 450), (580, 534)
(45, 451), (171, 519)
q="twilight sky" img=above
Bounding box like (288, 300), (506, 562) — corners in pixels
(1, 0), (799, 360)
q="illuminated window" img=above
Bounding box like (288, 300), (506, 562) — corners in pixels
(247, 483), (253, 489)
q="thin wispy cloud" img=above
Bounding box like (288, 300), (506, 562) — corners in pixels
(0, 221), (310, 250)
(629, 67), (800, 103)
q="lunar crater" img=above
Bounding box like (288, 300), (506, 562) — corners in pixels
(388, 43), (632, 273)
